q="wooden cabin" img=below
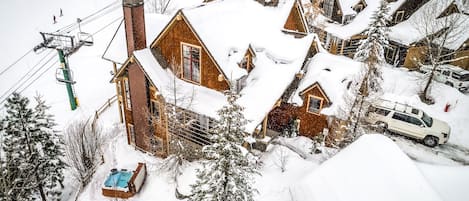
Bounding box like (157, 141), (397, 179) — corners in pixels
(314, 0), (409, 59)
(321, 0), (368, 24)
(108, 0), (317, 158)
(387, 0), (469, 69)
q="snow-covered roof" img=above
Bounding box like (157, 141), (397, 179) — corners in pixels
(322, 0), (406, 40)
(388, 0), (469, 50)
(134, 29), (313, 133)
(181, 0), (308, 80)
(290, 52), (363, 118)
(102, 14), (172, 64)
(337, 0), (363, 16)
(292, 134), (443, 201)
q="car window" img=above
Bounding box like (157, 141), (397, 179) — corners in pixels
(376, 108), (390, 116)
(443, 71), (450, 76)
(452, 73), (460, 79)
(392, 113), (409, 122)
(408, 117), (423, 126)
(458, 73), (469, 81)
(422, 112), (433, 127)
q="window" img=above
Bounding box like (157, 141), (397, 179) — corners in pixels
(307, 95), (323, 114)
(443, 70), (450, 76)
(182, 43), (201, 83)
(150, 100), (160, 120)
(394, 11), (405, 23)
(385, 46), (396, 61)
(408, 116), (423, 126)
(422, 112), (433, 127)
(128, 124), (135, 145)
(124, 78), (131, 110)
(392, 112), (409, 122)
(376, 108), (391, 116)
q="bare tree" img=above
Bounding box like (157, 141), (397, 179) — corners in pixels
(63, 118), (104, 188)
(146, 0), (172, 14)
(273, 146), (289, 173)
(413, 2), (468, 103)
(304, 0), (324, 28)
(151, 61), (195, 185)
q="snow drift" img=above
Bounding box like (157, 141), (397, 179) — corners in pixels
(292, 134), (442, 201)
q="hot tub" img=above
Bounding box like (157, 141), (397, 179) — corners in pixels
(102, 163), (146, 198)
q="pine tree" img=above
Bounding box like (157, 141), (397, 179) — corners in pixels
(33, 95), (65, 201)
(1, 93), (65, 201)
(189, 88), (258, 201)
(1, 93), (38, 200)
(347, 0), (389, 140)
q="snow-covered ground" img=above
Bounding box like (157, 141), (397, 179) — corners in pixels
(1, 0), (469, 201)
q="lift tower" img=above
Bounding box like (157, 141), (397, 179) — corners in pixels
(33, 25), (93, 110)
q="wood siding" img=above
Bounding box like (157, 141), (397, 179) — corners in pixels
(403, 46), (427, 69)
(453, 50), (469, 70)
(389, 0), (429, 25)
(284, 2), (307, 33)
(152, 14), (229, 92)
(296, 86), (329, 137)
(268, 86), (329, 138)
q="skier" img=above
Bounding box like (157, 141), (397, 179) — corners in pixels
(60, 8), (63, 17)
(53, 15), (56, 24)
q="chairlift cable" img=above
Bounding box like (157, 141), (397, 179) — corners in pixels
(101, 18), (124, 61)
(55, 0), (120, 33)
(0, 48), (34, 77)
(0, 51), (57, 106)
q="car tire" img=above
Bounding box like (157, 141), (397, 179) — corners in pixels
(445, 82), (454, 87)
(376, 122), (388, 133)
(423, 135), (438, 147)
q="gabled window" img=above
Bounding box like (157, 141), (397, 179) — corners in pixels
(124, 78), (132, 110)
(181, 43), (201, 83)
(307, 95), (323, 114)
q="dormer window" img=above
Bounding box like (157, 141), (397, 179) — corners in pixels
(307, 95), (323, 115)
(181, 43), (201, 83)
(239, 47), (256, 73)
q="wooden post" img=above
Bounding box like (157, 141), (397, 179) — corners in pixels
(114, 62), (124, 123)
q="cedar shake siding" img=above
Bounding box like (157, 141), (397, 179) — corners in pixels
(268, 84), (329, 138)
(296, 85), (329, 138)
(152, 13), (230, 91)
(284, 2), (307, 33)
(389, 0), (430, 25)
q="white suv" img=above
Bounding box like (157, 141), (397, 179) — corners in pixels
(420, 65), (469, 93)
(365, 99), (450, 147)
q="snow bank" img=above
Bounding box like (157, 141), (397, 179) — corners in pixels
(292, 134), (443, 201)
(417, 163), (469, 201)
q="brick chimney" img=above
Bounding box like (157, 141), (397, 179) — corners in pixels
(123, 0), (150, 152)
(123, 0), (146, 56)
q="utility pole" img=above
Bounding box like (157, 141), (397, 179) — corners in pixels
(33, 29), (93, 110)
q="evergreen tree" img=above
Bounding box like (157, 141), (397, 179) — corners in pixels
(0, 93), (65, 201)
(33, 95), (65, 201)
(347, 0), (389, 139)
(189, 88), (258, 201)
(1, 93), (38, 200)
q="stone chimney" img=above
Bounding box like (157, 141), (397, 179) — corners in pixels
(123, 0), (146, 56)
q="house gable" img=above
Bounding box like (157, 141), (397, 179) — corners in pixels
(239, 45), (256, 73)
(283, 0), (309, 33)
(437, 2), (461, 18)
(150, 11), (230, 91)
(300, 82), (331, 105)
